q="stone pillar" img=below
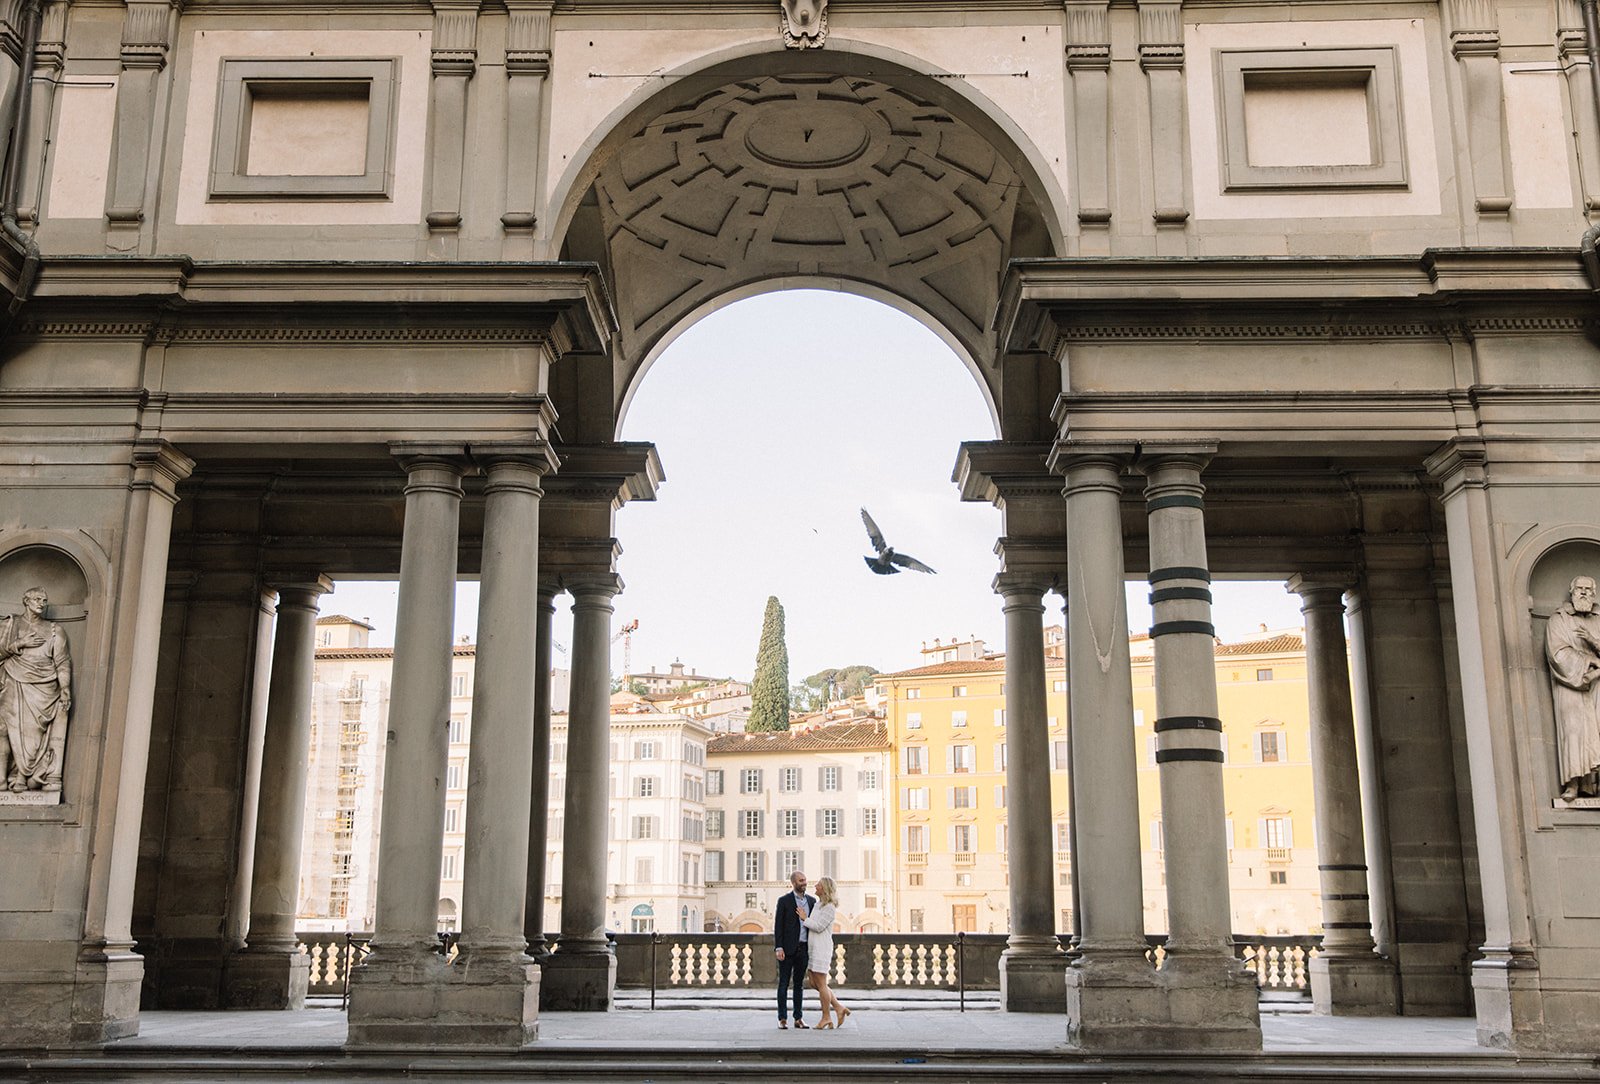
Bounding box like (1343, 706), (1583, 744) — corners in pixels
(225, 577), (332, 1010)
(1140, 452), (1260, 1050)
(1052, 448), (1159, 1049)
(1351, 563), (1473, 1015)
(1287, 577), (1398, 1016)
(996, 573), (1066, 1012)
(444, 451), (554, 1048)
(226, 591), (280, 953)
(524, 582), (561, 959)
(1342, 588), (1398, 960)
(540, 573), (620, 1011)
(347, 450), (468, 1048)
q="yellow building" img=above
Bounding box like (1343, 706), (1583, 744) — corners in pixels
(880, 626), (1322, 936)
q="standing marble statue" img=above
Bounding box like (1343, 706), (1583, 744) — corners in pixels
(0, 588), (72, 793)
(1546, 575), (1600, 800)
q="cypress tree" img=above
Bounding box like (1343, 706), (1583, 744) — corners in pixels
(747, 595), (791, 732)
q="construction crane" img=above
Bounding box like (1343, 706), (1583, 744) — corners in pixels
(612, 619), (640, 685)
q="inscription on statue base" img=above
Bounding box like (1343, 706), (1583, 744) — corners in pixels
(1553, 796), (1600, 810)
(0, 790), (62, 806)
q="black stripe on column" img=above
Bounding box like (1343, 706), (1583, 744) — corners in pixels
(1323, 894), (1371, 902)
(1154, 716), (1223, 733)
(1148, 566), (1212, 584)
(1318, 864), (1369, 872)
(1149, 586), (1213, 605)
(1146, 494), (1205, 512)
(1149, 621), (1216, 638)
(1154, 748), (1226, 764)
(1321, 922), (1373, 929)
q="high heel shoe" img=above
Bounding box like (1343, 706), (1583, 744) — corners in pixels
(816, 1016), (834, 1030)
(836, 1007), (852, 1027)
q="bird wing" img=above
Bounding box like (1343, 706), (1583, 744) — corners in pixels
(860, 508), (889, 555)
(889, 552), (937, 575)
(864, 556), (898, 575)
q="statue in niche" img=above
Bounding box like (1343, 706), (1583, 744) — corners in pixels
(0, 587), (72, 795)
(781, 0), (827, 49)
(1546, 575), (1600, 800)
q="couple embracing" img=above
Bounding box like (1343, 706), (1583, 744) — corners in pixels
(774, 870), (851, 1029)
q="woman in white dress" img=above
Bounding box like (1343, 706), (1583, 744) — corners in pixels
(799, 876), (851, 1028)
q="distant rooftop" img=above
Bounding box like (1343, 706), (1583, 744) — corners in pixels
(316, 614), (374, 630)
(707, 719), (889, 754)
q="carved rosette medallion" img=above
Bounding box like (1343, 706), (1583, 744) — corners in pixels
(781, 0), (828, 49)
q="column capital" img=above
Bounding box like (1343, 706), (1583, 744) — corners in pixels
(1136, 442), (1217, 475)
(264, 574), (334, 610)
(994, 571), (1055, 603)
(1422, 437), (1487, 499)
(537, 579), (563, 606)
(131, 438), (196, 503)
(564, 571), (623, 600)
(472, 440), (559, 475)
(1286, 574), (1354, 610)
(391, 443), (472, 496)
(1049, 441), (1134, 498)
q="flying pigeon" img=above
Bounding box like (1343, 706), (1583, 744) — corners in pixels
(860, 508), (937, 576)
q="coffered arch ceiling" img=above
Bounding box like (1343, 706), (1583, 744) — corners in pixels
(558, 61), (1060, 426)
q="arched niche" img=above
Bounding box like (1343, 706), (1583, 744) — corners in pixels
(1527, 536), (1600, 806)
(1528, 538), (1600, 619)
(0, 545), (89, 805)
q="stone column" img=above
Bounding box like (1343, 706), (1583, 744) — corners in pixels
(1052, 448), (1158, 1049)
(540, 573), (620, 1011)
(445, 451), (554, 1047)
(347, 449), (468, 1048)
(1140, 452), (1260, 1050)
(227, 576), (333, 1010)
(996, 573), (1066, 1012)
(524, 582), (561, 959)
(1287, 577), (1398, 1016)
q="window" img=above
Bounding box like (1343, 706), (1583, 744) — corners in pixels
(905, 747), (926, 775)
(780, 809), (803, 837)
(823, 849), (839, 879)
(1262, 816), (1293, 849)
(210, 58), (399, 200)
(635, 740), (658, 760)
(1049, 715), (1060, 728)
(952, 824), (974, 852)
(865, 893), (878, 909)
(633, 815), (657, 840)
(1257, 731), (1285, 763)
(1256, 668), (1274, 682)
(952, 685), (967, 697)
(706, 810), (725, 839)
(1216, 47), (1408, 191)
(906, 712), (923, 730)
(997, 822), (1009, 853)
(819, 808), (842, 837)
(635, 776), (657, 798)
(1050, 741), (1069, 770)
(955, 872), (972, 887)
(451, 673), (469, 698)
(1269, 870), (1288, 885)
(949, 744), (975, 774)
(909, 909), (925, 932)
(1055, 821), (1071, 853)
(819, 765), (841, 791)
(443, 805), (460, 833)
(908, 872), (924, 886)
(635, 857), (654, 884)
(951, 710), (968, 728)
(952, 904), (977, 932)
(994, 784), (1007, 808)
(738, 850), (764, 882)
(904, 787), (929, 810)
(740, 810), (763, 838)
(906, 824), (927, 853)
(860, 808), (880, 835)
(950, 786), (975, 809)
(994, 742), (1007, 771)
(859, 769), (880, 790)
(685, 742), (704, 766)
(1053, 679), (1066, 692)
(1150, 819), (1164, 852)
(446, 761), (463, 790)
(861, 850), (880, 880)
(779, 849), (803, 878)
(441, 851), (457, 879)
(906, 688), (921, 700)
(741, 768), (763, 794)
(448, 717), (465, 744)
(745, 892), (759, 909)
(993, 708), (1005, 726)
(706, 850), (725, 882)
(781, 766), (801, 792)
(707, 769), (724, 795)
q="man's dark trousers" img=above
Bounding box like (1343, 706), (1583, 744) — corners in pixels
(777, 943), (809, 1022)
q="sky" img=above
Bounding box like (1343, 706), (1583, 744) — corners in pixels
(320, 291), (1306, 680)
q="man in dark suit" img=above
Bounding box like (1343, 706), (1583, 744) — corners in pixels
(774, 870), (816, 1028)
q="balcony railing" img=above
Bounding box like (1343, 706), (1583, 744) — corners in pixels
(905, 851), (928, 866)
(1265, 847), (1292, 863)
(953, 852), (976, 866)
(297, 931), (1321, 1000)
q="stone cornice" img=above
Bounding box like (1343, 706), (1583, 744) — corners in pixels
(953, 440), (1055, 504)
(545, 441), (663, 505)
(998, 251), (1595, 355)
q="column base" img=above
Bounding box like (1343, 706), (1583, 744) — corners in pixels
(1310, 952), (1398, 1016)
(1472, 954), (1600, 1055)
(1000, 948), (1067, 1013)
(0, 946), (144, 1049)
(538, 945), (615, 1011)
(347, 949), (539, 1050)
(1066, 951), (1262, 1052)
(223, 948), (308, 1010)
(1394, 940), (1472, 1015)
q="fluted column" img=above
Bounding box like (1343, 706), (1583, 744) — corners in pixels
(1139, 452), (1260, 1048)
(541, 573), (621, 1011)
(524, 582), (561, 958)
(1288, 577), (1398, 1016)
(996, 572), (1066, 1012)
(347, 449), (468, 1046)
(226, 576), (332, 1009)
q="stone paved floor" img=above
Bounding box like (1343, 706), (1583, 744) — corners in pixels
(116, 1004), (1489, 1057)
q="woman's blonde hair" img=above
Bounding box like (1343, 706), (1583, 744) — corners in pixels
(814, 876), (838, 906)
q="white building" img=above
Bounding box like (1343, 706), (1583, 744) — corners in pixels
(703, 720), (893, 934)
